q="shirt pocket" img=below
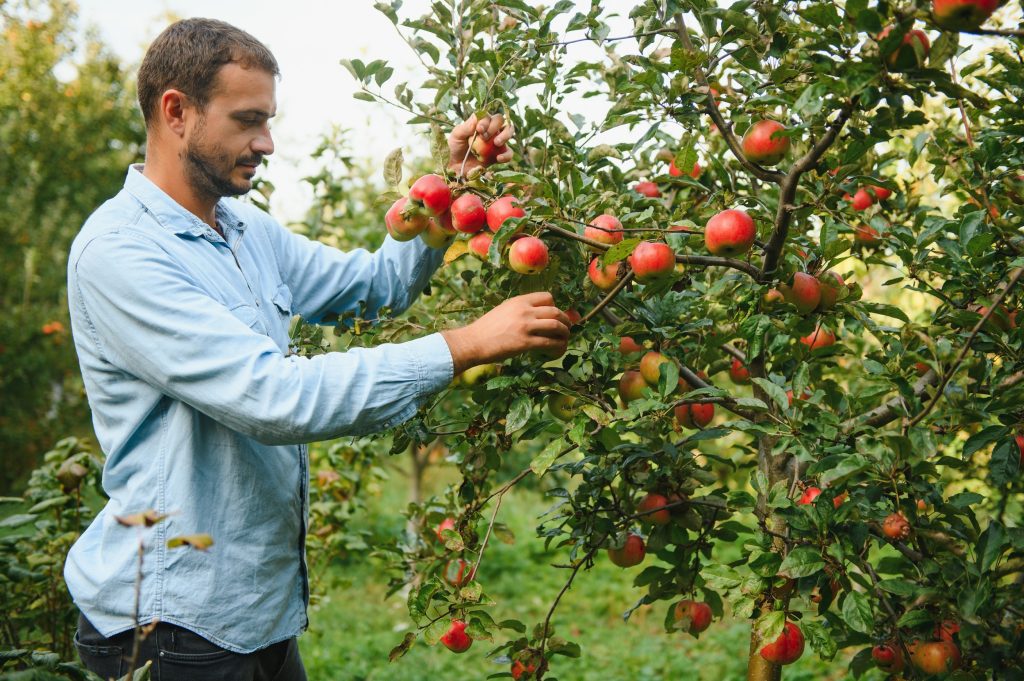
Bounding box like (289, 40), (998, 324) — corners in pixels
(227, 302), (268, 336)
(270, 283), (294, 351)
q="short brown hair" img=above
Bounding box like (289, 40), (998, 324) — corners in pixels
(137, 18), (279, 127)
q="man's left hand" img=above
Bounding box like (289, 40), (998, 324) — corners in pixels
(448, 113), (513, 175)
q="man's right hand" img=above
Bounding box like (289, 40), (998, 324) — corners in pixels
(441, 292), (571, 376)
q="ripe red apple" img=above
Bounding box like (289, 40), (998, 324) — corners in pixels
(508, 236), (549, 274)
(619, 370), (648, 404)
(565, 308), (582, 326)
(472, 135), (509, 165)
(847, 188), (875, 211)
(450, 193), (487, 233)
(935, 620), (960, 642)
(409, 174), (452, 217)
(630, 241), (676, 282)
(420, 213), (457, 248)
(634, 181), (661, 198)
(486, 195), (526, 232)
(817, 271), (845, 311)
(933, 0), (998, 30)
(763, 288), (785, 305)
(619, 336), (643, 354)
(435, 517), (456, 543)
(872, 643), (904, 672)
(705, 209), (756, 256)
(548, 393), (579, 421)
(878, 26), (931, 71)
(607, 533), (646, 567)
(855, 224), (881, 245)
(1016, 433), (1024, 465)
(911, 640), (961, 674)
(444, 558), (470, 587)
(468, 232), (493, 259)
(867, 184), (893, 201)
(440, 619), (473, 653)
(675, 403), (714, 429)
(385, 197), (430, 241)
(784, 272), (822, 314)
(669, 159), (701, 178)
(637, 492), (672, 525)
(585, 214), (624, 245)
(786, 388), (811, 405)
(759, 622), (805, 665)
(729, 358), (750, 384)
(511, 659), (539, 680)
(800, 325), (836, 350)
(882, 512), (911, 540)
(798, 487), (822, 505)
(672, 599), (713, 635)
(588, 257), (620, 290)
(742, 120), (791, 166)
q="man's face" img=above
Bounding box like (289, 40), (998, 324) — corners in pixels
(182, 63), (276, 200)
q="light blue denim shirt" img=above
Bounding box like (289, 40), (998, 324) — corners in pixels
(64, 165), (453, 652)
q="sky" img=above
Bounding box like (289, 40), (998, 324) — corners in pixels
(74, 0), (451, 223)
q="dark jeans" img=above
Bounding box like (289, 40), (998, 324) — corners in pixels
(74, 613), (306, 681)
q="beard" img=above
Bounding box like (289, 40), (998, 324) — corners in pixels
(182, 123), (262, 201)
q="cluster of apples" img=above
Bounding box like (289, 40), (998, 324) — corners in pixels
(871, 621), (963, 675)
(583, 213), (678, 286)
(617, 349), (717, 429)
(763, 270), (845, 350)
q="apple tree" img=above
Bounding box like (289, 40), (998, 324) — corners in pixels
(337, 0), (1024, 678)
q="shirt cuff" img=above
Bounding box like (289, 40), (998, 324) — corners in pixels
(407, 332), (454, 396)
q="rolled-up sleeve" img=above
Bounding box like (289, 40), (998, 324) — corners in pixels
(73, 231), (453, 445)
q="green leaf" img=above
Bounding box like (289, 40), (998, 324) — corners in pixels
(778, 547), (825, 578)
(735, 397), (768, 411)
(0, 513), (36, 529)
(977, 521), (1006, 573)
(841, 591), (874, 634)
(751, 378), (788, 412)
(382, 147), (403, 188)
(602, 238), (641, 265)
(963, 425), (1009, 459)
(754, 611), (786, 644)
(531, 438), (567, 477)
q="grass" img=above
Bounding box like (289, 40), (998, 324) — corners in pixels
(298, 459), (885, 681)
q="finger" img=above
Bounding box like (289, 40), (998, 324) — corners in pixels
(476, 115), (493, 140)
(451, 114), (478, 141)
(518, 291), (555, 307)
(530, 318), (571, 340)
(532, 306), (570, 327)
(485, 115), (505, 141)
(492, 122), (513, 147)
(495, 147), (514, 164)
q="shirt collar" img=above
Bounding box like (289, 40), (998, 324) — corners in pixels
(123, 164), (248, 241)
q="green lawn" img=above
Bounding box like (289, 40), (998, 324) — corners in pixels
(298, 461), (884, 681)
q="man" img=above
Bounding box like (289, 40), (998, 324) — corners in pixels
(65, 17), (569, 680)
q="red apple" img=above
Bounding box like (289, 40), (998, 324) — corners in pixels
(935, 620), (960, 642)
(872, 643), (904, 672)
(619, 370), (648, 404)
(933, 0), (998, 30)
(867, 184), (893, 201)
(878, 26), (931, 71)
(911, 640), (961, 674)
(1016, 433), (1024, 464)
(705, 209), (756, 256)
(882, 512), (911, 540)
(786, 388), (811, 405)
(443, 558), (470, 587)
(585, 214), (624, 246)
(508, 236), (549, 274)
(759, 622), (805, 665)
(742, 120), (791, 166)
(675, 403), (714, 429)
(588, 257), (621, 290)
(855, 224), (881, 245)
(817, 271), (845, 310)
(408, 174), (452, 216)
(672, 599), (713, 635)
(435, 517), (456, 543)
(486, 195), (526, 232)
(848, 188), (875, 211)
(468, 232), (493, 259)
(800, 325), (836, 350)
(440, 619), (473, 653)
(385, 197), (430, 241)
(634, 181), (661, 198)
(729, 358), (750, 384)
(629, 241), (675, 282)
(511, 659), (539, 680)
(763, 288), (785, 305)
(798, 487), (822, 505)
(637, 493), (672, 525)
(420, 213), (457, 248)
(784, 272), (822, 314)
(472, 135), (509, 165)
(607, 533), (646, 567)
(670, 159), (701, 178)
(619, 336), (643, 354)
(450, 193), (487, 233)
(565, 309), (582, 326)
(639, 351), (675, 385)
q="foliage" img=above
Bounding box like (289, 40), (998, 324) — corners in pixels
(331, 1), (1024, 678)
(0, 0), (144, 492)
(0, 437), (103, 673)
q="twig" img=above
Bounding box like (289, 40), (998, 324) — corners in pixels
(579, 272), (635, 325)
(468, 490), (504, 581)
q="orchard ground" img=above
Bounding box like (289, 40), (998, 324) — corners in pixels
(299, 459), (884, 681)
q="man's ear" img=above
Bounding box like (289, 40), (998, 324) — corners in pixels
(159, 89), (190, 137)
